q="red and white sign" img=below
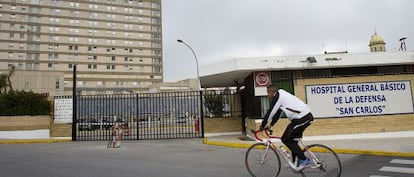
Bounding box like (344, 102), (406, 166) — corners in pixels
(255, 72), (271, 87)
(254, 72), (271, 96)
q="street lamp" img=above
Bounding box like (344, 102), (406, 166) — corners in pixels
(177, 39), (204, 137)
(177, 39), (201, 90)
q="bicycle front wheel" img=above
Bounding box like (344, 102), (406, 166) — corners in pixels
(301, 144), (342, 177)
(245, 143), (281, 177)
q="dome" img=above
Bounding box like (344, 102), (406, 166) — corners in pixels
(369, 32), (385, 46)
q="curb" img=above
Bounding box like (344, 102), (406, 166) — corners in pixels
(203, 138), (414, 157)
(0, 139), (72, 144)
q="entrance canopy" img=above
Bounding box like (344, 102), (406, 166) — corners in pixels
(199, 51), (414, 88)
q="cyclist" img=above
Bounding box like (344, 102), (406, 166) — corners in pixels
(260, 84), (314, 170)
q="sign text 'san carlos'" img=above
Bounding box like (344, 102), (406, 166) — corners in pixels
(305, 81), (413, 118)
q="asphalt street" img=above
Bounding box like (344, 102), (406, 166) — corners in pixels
(0, 139), (413, 177)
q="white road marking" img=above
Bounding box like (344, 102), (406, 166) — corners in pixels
(379, 166), (414, 174)
(390, 159), (414, 165)
(369, 175), (392, 177)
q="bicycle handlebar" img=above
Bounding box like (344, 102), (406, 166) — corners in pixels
(251, 129), (281, 142)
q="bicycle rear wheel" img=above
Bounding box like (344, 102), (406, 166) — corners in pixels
(301, 144), (342, 177)
(245, 143), (281, 177)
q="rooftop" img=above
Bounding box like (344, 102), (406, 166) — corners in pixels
(200, 51), (414, 88)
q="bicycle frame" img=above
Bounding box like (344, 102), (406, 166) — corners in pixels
(252, 129), (321, 171)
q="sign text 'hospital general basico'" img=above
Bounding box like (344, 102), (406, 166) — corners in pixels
(305, 81), (413, 118)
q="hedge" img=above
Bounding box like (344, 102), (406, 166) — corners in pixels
(0, 90), (52, 116)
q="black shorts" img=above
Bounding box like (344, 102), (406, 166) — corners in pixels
(282, 113), (314, 140)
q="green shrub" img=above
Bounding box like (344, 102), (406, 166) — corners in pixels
(204, 91), (224, 117)
(0, 90), (52, 116)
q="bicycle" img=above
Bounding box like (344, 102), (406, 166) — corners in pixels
(245, 129), (342, 177)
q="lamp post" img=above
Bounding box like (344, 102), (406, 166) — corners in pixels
(177, 39), (204, 137)
(177, 39), (201, 90)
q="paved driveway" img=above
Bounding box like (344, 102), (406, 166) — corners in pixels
(0, 139), (354, 177)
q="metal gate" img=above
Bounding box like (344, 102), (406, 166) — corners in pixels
(72, 91), (203, 141)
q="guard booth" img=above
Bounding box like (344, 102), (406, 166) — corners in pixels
(200, 51), (414, 136)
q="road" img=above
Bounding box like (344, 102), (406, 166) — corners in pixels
(0, 139), (413, 177)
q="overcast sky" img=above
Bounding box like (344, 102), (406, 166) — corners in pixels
(161, 0), (414, 81)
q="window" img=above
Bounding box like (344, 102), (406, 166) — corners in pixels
(125, 24), (133, 29)
(55, 79), (60, 89)
(70, 2), (79, 8)
(152, 2), (161, 9)
(152, 10), (161, 17)
(152, 66), (161, 73)
(48, 63), (53, 69)
(8, 52), (14, 58)
(152, 58), (161, 64)
(51, 0), (61, 6)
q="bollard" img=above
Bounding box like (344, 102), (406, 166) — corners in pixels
(195, 117), (200, 133)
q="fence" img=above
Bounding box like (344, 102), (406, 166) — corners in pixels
(54, 90), (241, 141)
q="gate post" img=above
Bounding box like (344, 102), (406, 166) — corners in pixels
(199, 91), (205, 138)
(136, 93), (139, 140)
(72, 65), (77, 141)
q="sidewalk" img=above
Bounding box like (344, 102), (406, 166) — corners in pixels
(204, 131), (414, 157)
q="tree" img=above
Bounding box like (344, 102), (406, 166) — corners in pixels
(0, 74), (8, 94)
(204, 91), (224, 117)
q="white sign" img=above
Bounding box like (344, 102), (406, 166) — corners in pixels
(254, 71), (271, 96)
(54, 98), (73, 123)
(306, 81), (414, 118)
